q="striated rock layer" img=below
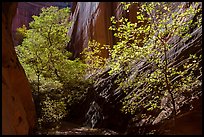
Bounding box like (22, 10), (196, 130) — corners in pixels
(2, 2), (36, 135)
(68, 2), (140, 59)
(68, 2), (115, 58)
(68, 2), (202, 135)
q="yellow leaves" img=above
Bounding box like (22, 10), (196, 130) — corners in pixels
(81, 40), (108, 74)
(121, 2), (132, 11)
(107, 2), (202, 116)
(164, 6), (167, 10)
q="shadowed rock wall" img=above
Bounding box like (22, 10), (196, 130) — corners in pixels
(68, 2), (202, 135)
(2, 2), (36, 135)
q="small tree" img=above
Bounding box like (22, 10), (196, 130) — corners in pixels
(108, 2), (202, 133)
(16, 6), (88, 90)
(15, 6), (87, 128)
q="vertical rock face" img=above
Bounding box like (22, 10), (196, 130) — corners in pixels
(68, 2), (141, 59)
(2, 2), (36, 135)
(68, 2), (202, 135)
(12, 2), (69, 46)
(68, 2), (125, 58)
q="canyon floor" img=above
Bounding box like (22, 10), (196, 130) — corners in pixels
(34, 121), (119, 135)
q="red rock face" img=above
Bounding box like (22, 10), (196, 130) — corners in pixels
(67, 2), (116, 58)
(2, 2), (36, 135)
(2, 2), (71, 134)
(69, 2), (202, 135)
(68, 2), (140, 59)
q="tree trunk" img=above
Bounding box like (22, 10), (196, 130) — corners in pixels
(37, 74), (40, 93)
(162, 39), (176, 134)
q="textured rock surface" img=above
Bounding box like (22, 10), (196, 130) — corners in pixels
(12, 2), (69, 46)
(68, 2), (139, 59)
(68, 2), (144, 59)
(2, 2), (36, 135)
(68, 2), (202, 135)
(68, 2), (112, 57)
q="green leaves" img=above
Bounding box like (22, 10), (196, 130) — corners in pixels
(15, 6), (89, 128)
(106, 2), (202, 117)
(15, 6), (81, 84)
(39, 96), (67, 125)
(121, 2), (132, 11)
(137, 14), (144, 20)
(81, 40), (110, 75)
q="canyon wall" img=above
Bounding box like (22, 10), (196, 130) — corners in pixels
(68, 2), (111, 58)
(68, 2), (202, 135)
(2, 3), (36, 135)
(68, 2), (117, 58)
(68, 2), (140, 58)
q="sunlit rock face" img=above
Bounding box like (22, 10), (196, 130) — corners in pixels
(68, 2), (110, 58)
(68, 2), (143, 59)
(68, 2), (137, 58)
(12, 2), (69, 46)
(2, 2), (36, 135)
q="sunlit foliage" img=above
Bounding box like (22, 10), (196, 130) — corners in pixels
(81, 40), (110, 75)
(15, 6), (89, 128)
(109, 2), (202, 118)
(82, 2), (202, 124)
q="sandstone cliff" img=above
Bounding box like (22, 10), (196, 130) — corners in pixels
(68, 2), (117, 58)
(2, 3), (36, 135)
(67, 2), (202, 135)
(68, 2), (144, 59)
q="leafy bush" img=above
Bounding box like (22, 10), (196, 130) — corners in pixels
(38, 96), (67, 128)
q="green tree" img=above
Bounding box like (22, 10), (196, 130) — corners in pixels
(16, 6), (87, 90)
(15, 6), (88, 129)
(108, 2), (201, 133)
